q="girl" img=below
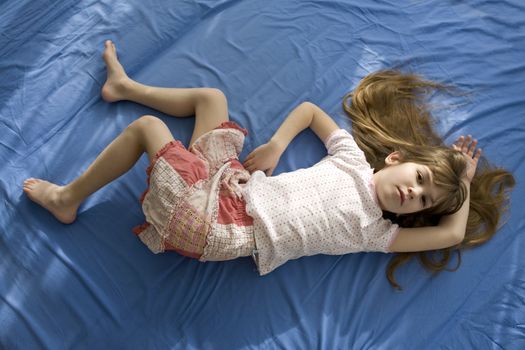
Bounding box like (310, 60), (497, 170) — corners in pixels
(23, 41), (514, 288)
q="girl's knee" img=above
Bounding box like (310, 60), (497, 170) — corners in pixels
(139, 114), (162, 124)
(127, 115), (165, 138)
(132, 115), (164, 130)
(200, 88), (227, 106)
(129, 115), (174, 155)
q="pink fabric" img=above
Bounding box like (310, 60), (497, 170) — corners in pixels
(133, 121), (255, 261)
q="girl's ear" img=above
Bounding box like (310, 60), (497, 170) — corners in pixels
(385, 151), (402, 166)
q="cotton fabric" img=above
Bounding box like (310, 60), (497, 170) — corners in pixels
(134, 121), (255, 261)
(243, 129), (400, 275)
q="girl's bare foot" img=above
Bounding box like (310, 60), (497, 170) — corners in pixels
(101, 40), (131, 102)
(23, 179), (79, 224)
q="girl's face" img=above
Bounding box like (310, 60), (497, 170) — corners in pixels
(372, 152), (445, 214)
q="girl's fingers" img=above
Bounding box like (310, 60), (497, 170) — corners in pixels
(474, 148), (482, 160)
(243, 159), (253, 168)
(248, 151), (257, 161)
(455, 136), (464, 149)
(462, 135), (471, 153)
(454, 136), (467, 152)
(468, 139), (478, 156)
(454, 135), (481, 158)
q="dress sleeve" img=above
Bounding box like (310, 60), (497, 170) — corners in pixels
(324, 129), (367, 162)
(363, 218), (400, 253)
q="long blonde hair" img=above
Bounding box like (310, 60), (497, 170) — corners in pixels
(343, 70), (515, 289)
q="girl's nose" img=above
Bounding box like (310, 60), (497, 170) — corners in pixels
(407, 186), (422, 199)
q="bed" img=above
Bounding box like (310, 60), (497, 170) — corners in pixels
(1, 0), (524, 348)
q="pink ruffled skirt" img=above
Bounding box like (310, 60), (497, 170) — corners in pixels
(133, 121), (255, 261)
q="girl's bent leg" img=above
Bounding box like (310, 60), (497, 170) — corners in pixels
(23, 116), (174, 224)
(122, 86), (228, 147)
(101, 40), (228, 147)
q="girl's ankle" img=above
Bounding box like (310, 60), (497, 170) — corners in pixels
(58, 185), (81, 207)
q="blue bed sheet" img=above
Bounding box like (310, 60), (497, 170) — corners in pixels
(1, 0), (524, 349)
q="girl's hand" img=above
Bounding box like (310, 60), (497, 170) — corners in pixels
(452, 135), (482, 183)
(243, 141), (283, 176)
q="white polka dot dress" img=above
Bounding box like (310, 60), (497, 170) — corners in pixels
(242, 129), (399, 275)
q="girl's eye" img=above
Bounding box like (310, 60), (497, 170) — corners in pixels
(417, 171), (423, 184)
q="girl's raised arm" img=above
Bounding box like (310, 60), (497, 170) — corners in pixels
(243, 102), (339, 175)
(389, 136), (481, 252)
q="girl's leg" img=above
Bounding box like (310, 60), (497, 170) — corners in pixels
(23, 116), (173, 224)
(101, 40), (229, 147)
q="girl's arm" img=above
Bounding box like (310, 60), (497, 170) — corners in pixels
(243, 102), (339, 175)
(389, 136), (481, 252)
(270, 101), (339, 150)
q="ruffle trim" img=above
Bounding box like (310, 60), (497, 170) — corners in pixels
(216, 121), (248, 136)
(139, 140), (185, 203)
(133, 222), (150, 236)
